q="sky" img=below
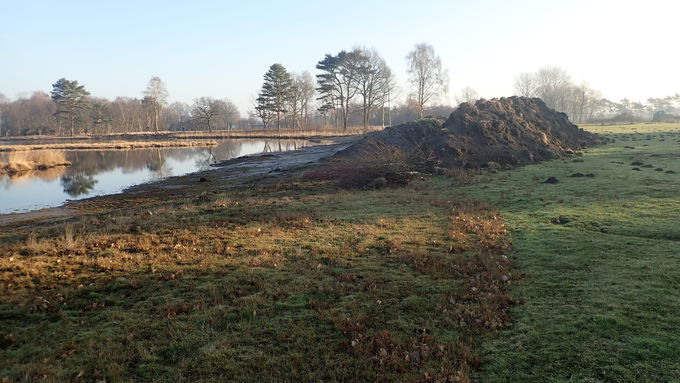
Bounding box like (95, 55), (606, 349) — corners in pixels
(2, 0), (679, 114)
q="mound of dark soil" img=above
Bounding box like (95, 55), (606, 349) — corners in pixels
(336, 97), (602, 171)
(335, 118), (444, 160)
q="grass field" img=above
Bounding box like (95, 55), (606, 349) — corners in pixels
(1, 123), (679, 382)
(466, 123), (680, 382)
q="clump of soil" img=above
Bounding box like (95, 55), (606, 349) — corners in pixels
(336, 97), (602, 173)
(543, 176), (560, 184)
(570, 173), (594, 178)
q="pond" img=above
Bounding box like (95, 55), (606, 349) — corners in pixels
(0, 139), (318, 214)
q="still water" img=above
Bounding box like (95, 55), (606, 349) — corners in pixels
(0, 139), (316, 214)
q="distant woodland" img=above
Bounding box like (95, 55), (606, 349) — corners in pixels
(1, 44), (679, 137)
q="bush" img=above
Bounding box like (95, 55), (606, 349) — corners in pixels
(305, 142), (438, 189)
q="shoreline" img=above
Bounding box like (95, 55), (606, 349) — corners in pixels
(0, 128), (379, 145)
(0, 140), (219, 152)
(0, 136), (361, 226)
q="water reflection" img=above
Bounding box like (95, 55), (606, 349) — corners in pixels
(61, 172), (98, 197)
(0, 139), (320, 213)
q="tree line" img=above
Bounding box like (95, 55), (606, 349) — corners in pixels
(0, 77), (240, 136)
(253, 44), (448, 131)
(0, 43), (451, 136)
(2, 44), (678, 137)
(514, 66), (680, 123)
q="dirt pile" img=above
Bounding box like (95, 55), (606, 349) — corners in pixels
(337, 97), (602, 171)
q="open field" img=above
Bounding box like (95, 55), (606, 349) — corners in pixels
(1, 123), (679, 382)
(467, 122), (680, 382)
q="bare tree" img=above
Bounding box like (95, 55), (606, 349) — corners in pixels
(192, 97), (221, 131)
(143, 76), (168, 133)
(5, 92), (57, 136)
(165, 102), (192, 131)
(406, 43), (448, 119)
(354, 47), (394, 129)
(287, 72), (316, 129)
(534, 66), (571, 111)
(297, 72), (316, 128)
(455, 86), (479, 105)
(0, 93), (9, 136)
(513, 72), (537, 98)
(218, 99), (240, 130)
(191, 97), (239, 131)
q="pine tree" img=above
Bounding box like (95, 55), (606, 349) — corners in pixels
(51, 78), (90, 136)
(256, 64), (293, 130)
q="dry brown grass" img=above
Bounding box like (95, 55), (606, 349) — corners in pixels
(1, 126), (382, 144)
(0, 175), (519, 382)
(0, 140), (218, 153)
(0, 150), (71, 176)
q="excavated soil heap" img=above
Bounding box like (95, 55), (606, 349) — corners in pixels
(337, 97), (602, 169)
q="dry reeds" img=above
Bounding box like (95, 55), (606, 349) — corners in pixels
(0, 150), (71, 176)
(0, 140), (218, 153)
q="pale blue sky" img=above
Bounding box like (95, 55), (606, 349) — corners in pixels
(2, 0), (678, 114)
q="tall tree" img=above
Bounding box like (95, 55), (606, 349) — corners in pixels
(165, 102), (192, 131)
(406, 43), (448, 119)
(191, 97), (222, 131)
(354, 48), (394, 129)
(51, 78), (90, 136)
(287, 72), (315, 129)
(256, 64), (293, 130)
(316, 50), (361, 130)
(143, 76), (168, 133)
(297, 71), (316, 128)
(219, 99), (240, 130)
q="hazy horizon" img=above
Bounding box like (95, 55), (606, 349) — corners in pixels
(3, 0), (679, 114)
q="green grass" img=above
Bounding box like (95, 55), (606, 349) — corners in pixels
(2, 122), (680, 382)
(462, 123), (680, 382)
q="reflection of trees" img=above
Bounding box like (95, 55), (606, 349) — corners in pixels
(146, 149), (173, 178)
(61, 172), (97, 197)
(52, 139), (318, 180)
(194, 147), (218, 170)
(263, 140), (307, 153)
